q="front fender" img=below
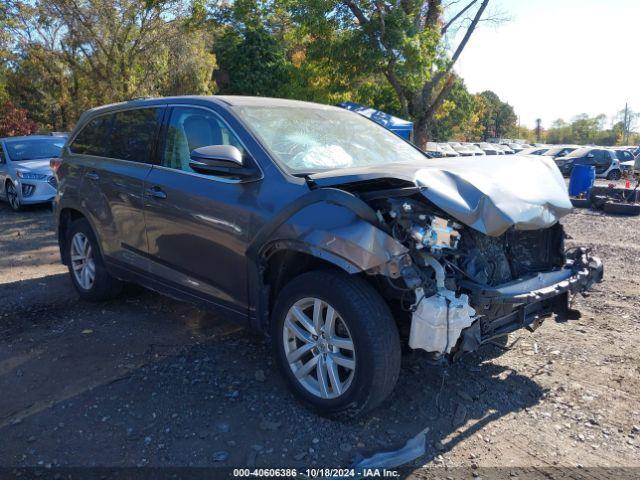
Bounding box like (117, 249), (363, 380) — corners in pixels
(245, 188), (410, 332)
(248, 188), (409, 275)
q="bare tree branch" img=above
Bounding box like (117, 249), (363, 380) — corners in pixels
(422, 0), (489, 107)
(441, 0), (477, 35)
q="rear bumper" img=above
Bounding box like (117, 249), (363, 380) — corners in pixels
(454, 248), (603, 356)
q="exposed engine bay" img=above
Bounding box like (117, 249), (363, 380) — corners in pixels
(351, 184), (604, 359)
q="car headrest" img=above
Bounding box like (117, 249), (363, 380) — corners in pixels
(183, 115), (223, 151)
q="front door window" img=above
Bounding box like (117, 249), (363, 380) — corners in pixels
(161, 107), (245, 173)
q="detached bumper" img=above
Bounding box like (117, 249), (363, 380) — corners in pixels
(456, 248), (603, 353)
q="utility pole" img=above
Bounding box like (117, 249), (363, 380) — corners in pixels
(623, 102), (629, 144)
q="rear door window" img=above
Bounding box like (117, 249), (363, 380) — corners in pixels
(70, 115), (114, 156)
(110, 108), (163, 163)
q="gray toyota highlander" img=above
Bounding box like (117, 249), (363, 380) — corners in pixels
(54, 96), (603, 418)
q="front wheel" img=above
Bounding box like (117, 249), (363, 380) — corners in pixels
(272, 270), (401, 419)
(6, 182), (21, 211)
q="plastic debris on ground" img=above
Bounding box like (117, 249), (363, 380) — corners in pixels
(352, 427), (429, 469)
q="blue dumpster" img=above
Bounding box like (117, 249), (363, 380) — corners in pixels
(568, 164), (595, 197)
(337, 102), (413, 140)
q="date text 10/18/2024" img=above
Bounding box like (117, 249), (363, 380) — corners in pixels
(232, 468), (401, 477)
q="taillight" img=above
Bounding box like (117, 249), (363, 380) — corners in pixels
(50, 158), (63, 173)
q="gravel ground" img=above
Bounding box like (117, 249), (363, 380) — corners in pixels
(0, 199), (639, 474)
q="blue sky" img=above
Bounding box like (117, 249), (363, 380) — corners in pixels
(453, 0), (639, 128)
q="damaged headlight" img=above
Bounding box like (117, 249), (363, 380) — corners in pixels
(410, 216), (460, 252)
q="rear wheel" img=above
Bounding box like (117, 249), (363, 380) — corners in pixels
(272, 270), (401, 419)
(66, 218), (123, 301)
(607, 169), (621, 180)
(6, 182), (21, 211)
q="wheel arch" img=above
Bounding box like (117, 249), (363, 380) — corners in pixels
(57, 207), (103, 265)
(261, 241), (363, 319)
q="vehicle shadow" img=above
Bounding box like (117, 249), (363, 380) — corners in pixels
(0, 269), (545, 468)
(361, 344), (544, 468)
(0, 200), (545, 467)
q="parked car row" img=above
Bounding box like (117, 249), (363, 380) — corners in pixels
(545, 145), (638, 180)
(425, 141), (535, 157)
(425, 139), (639, 181)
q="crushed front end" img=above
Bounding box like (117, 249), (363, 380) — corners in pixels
(361, 189), (603, 360)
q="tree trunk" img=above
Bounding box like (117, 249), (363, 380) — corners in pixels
(413, 115), (429, 150)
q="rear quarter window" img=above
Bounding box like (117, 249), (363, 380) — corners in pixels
(70, 114), (114, 156)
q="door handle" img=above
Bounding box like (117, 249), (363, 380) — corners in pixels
(145, 186), (167, 199)
(85, 171), (99, 181)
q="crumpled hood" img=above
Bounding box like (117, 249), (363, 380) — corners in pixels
(309, 155), (573, 236)
(12, 159), (54, 175)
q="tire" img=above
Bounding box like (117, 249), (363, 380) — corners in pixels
(590, 194), (608, 210)
(6, 181), (21, 211)
(607, 169), (621, 180)
(602, 201), (640, 216)
(66, 218), (123, 301)
(271, 270), (401, 419)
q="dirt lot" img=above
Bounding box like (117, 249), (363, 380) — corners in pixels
(0, 199), (639, 475)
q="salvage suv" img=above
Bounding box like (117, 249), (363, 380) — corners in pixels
(53, 96), (603, 418)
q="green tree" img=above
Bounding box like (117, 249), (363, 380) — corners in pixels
(544, 113), (636, 146)
(478, 90), (516, 139)
(213, 24), (290, 97)
(288, 0), (494, 148)
(427, 76), (475, 141)
(3, 0), (216, 130)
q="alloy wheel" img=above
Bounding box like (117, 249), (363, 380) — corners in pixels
(6, 183), (20, 210)
(282, 297), (356, 399)
(70, 232), (96, 290)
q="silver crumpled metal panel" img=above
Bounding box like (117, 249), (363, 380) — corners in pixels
(413, 155), (573, 236)
(310, 155), (573, 237)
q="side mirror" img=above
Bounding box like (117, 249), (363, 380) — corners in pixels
(189, 145), (255, 177)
